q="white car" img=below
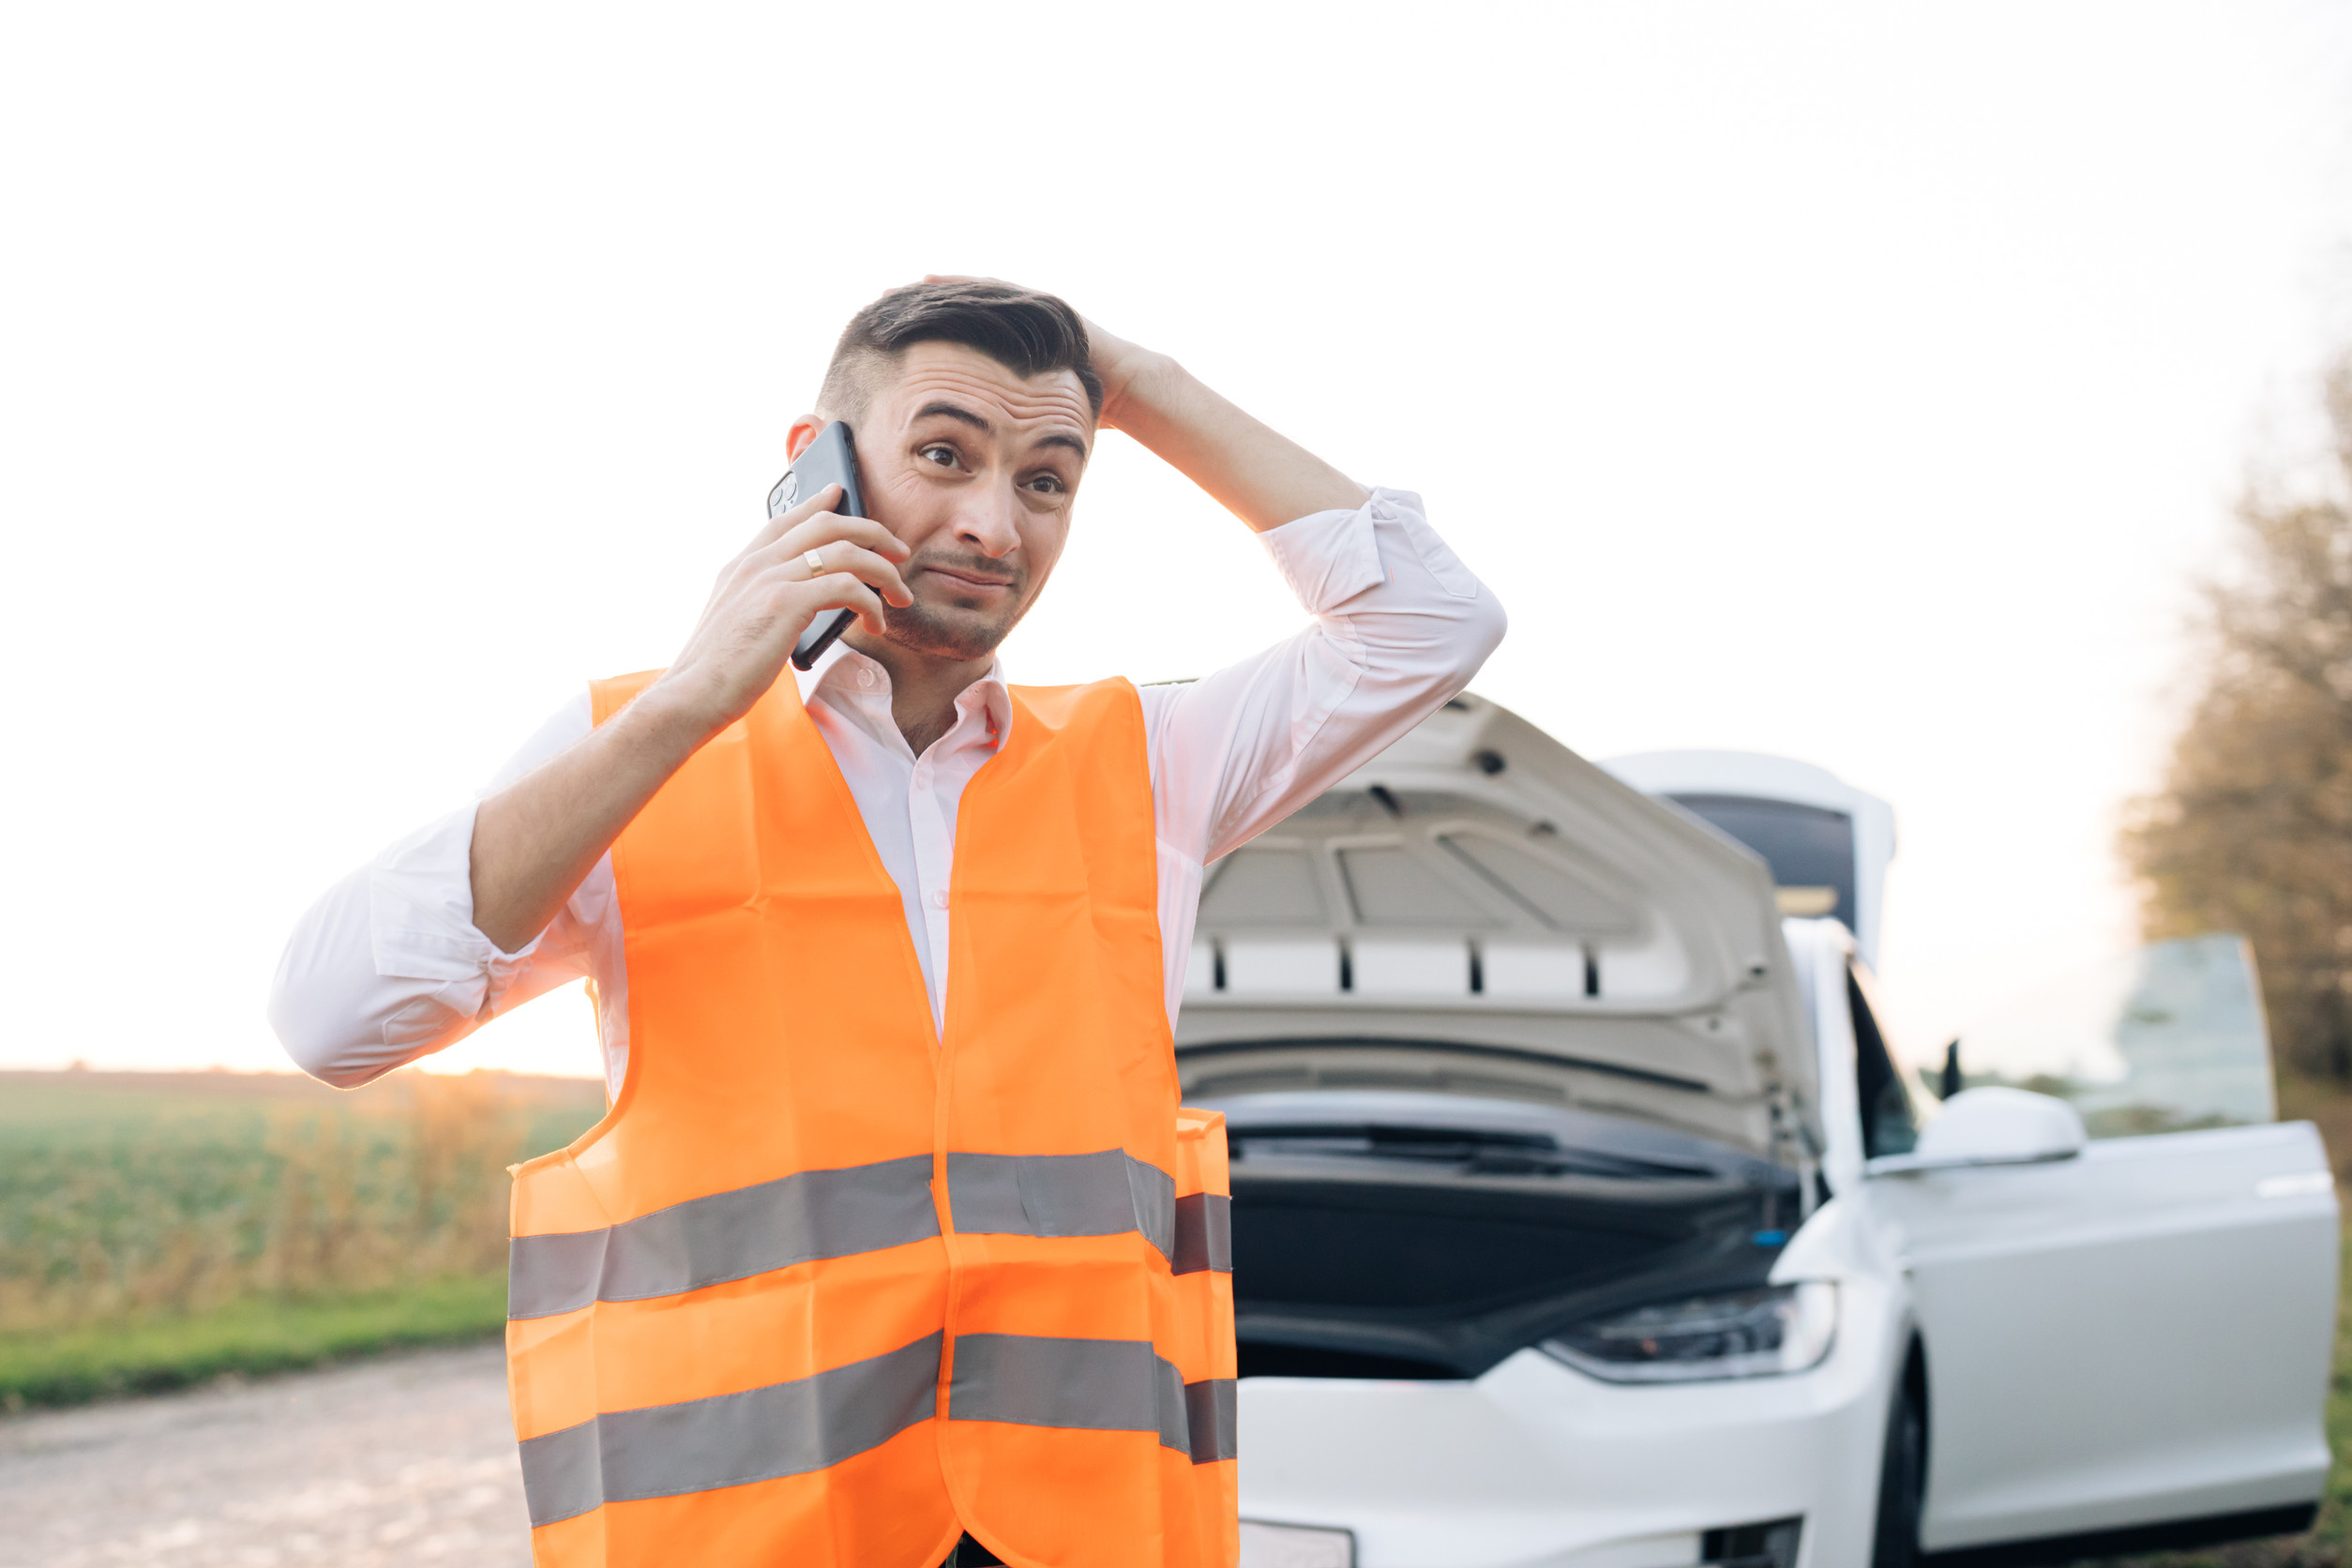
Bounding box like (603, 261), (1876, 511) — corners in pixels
(1175, 695), (2338, 1568)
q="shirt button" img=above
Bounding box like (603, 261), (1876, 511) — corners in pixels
(931, 890), (950, 910)
(857, 670), (876, 689)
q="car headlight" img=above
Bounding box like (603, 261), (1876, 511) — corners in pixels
(1538, 1282), (1837, 1383)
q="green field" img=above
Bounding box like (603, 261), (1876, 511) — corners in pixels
(0, 1067), (603, 1408)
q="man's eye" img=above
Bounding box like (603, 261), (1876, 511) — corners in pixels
(1025, 474), (1065, 495)
(920, 445), (959, 469)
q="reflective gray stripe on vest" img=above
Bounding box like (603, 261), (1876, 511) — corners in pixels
(947, 1334), (1237, 1464)
(945, 1151), (1176, 1263)
(1172, 1192), (1231, 1275)
(508, 1155), (940, 1320)
(517, 1332), (943, 1527)
(1184, 1376), (1239, 1464)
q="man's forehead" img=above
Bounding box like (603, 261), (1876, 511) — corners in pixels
(881, 342), (1095, 438)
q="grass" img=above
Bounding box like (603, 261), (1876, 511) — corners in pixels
(0, 1275), (508, 1408)
(0, 1067), (602, 1409)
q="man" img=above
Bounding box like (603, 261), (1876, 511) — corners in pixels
(272, 279), (1505, 1568)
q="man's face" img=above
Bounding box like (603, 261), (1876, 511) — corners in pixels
(795, 340), (1093, 664)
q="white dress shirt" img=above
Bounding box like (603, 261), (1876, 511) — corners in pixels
(269, 488), (1505, 1096)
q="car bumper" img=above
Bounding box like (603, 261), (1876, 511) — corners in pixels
(1235, 1275), (1902, 1568)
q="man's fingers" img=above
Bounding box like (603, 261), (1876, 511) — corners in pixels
(743, 482), (843, 553)
(770, 512), (912, 566)
(792, 540), (913, 605)
(781, 572), (890, 639)
(761, 542), (913, 609)
(726, 511), (908, 596)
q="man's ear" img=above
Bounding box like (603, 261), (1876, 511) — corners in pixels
(784, 415), (824, 462)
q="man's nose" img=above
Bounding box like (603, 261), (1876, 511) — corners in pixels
(952, 478), (1022, 559)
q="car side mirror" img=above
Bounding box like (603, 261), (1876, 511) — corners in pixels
(1866, 1087), (2086, 1176)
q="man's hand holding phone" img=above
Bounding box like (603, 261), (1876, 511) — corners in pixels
(467, 485), (907, 955)
(645, 483), (913, 745)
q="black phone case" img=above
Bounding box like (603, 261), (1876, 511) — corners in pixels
(768, 422), (868, 671)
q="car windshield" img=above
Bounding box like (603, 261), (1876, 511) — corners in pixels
(1668, 794), (1856, 928)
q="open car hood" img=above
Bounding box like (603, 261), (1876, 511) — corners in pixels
(1174, 692), (1821, 1169)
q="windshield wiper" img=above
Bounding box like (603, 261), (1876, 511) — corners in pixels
(1228, 1123), (1714, 1180)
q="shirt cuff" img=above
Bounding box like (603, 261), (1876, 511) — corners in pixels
(1258, 487), (1402, 614)
(367, 801), (541, 1012)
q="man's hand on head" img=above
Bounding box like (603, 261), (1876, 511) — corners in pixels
(918, 274), (1165, 431)
(914, 274), (1357, 528)
(1071, 317), (1168, 433)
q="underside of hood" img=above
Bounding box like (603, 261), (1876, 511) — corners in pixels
(1174, 693), (1821, 1168)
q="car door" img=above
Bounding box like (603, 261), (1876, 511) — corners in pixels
(1857, 937), (2338, 1554)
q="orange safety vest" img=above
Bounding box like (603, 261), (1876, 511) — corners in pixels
(502, 670), (1238, 1568)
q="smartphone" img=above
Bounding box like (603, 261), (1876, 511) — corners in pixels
(766, 421), (869, 671)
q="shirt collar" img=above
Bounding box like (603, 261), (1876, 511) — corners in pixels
(797, 639), (1012, 751)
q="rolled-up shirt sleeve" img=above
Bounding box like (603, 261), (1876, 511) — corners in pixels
(1145, 485), (1508, 868)
(268, 695), (602, 1088)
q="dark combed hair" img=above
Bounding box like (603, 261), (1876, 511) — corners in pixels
(819, 279), (1103, 422)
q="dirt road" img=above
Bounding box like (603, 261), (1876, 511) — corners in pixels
(0, 1345), (530, 1568)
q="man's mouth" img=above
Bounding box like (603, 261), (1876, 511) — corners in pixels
(919, 564), (1019, 594)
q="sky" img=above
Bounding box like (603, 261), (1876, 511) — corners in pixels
(2, 2), (2346, 1080)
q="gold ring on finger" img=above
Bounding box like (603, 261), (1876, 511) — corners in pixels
(804, 550), (825, 576)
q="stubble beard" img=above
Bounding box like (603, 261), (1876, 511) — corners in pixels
(880, 559), (1032, 663)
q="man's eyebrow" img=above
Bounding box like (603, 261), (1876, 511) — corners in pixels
(912, 400), (1090, 460)
(912, 400), (992, 432)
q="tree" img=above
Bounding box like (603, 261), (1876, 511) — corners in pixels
(2123, 356), (2352, 1081)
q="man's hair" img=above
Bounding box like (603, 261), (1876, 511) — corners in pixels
(818, 280), (1103, 424)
